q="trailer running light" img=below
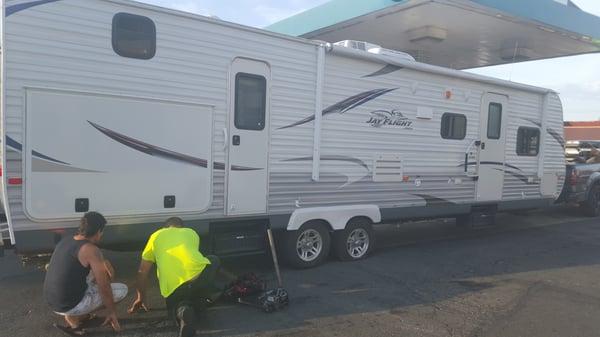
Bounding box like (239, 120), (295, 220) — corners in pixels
(8, 178), (22, 185)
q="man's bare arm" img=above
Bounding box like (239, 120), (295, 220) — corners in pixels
(80, 244), (121, 331)
(128, 260), (153, 314)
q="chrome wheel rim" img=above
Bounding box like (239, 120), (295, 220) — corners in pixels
(296, 229), (323, 262)
(346, 228), (370, 258)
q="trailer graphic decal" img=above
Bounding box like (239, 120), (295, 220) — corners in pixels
(362, 64), (404, 78)
(519, 117), (565, 148)
(283, 155), (372, 186)
(492, 168), (535, 184)
(5, 0), (61, 17)
(282, 155), (370, 170)
(411, 194), (456, 207)
(459, 161), (522, 172)
(278, 88), (397, 130)
(88, 122), (261, 171)
(5, 136), (103, 173)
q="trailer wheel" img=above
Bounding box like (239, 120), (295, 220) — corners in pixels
(332, 219), (375, 262)
(582, 184), (600, 217)
(283, 221), (330, 269)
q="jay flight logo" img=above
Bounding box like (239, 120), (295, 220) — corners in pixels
(366, 109), (413, 129)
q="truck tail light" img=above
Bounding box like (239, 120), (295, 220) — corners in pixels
(569, 169), (578, 186)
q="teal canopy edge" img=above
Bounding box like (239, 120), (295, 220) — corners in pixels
(266, 0), (600, 43)
(265, 0), (407, 37)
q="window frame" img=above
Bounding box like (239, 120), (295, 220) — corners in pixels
(487, 103), (503, 140)
(112, 12), (157, 60)
(516, 126), (541, 156)
(234, 72), (267, 131)
(440, 112), (467, 140)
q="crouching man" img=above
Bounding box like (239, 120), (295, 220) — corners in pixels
(128, 217), (220, 337)
(43, 212), (128, 335)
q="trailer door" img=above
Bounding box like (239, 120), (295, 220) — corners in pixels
(477, 93), (508, 201)
(226, 58), (270, 215)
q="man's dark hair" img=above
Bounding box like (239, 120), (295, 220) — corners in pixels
(165, 217), (184, 228)
(78, 212), (107, 237)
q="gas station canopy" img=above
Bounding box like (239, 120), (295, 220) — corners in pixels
(267, 0), (600, 69)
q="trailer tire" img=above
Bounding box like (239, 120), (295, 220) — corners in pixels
(283, 221), (331, 269)
(332, 219), (375, 262)
(582, 184), (600, 217)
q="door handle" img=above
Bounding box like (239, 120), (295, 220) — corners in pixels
(221, 128), (229, 151)
(481, 142), (486, 150)
(233, 135), (241, 146)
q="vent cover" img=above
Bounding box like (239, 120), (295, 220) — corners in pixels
(373, 154), (403, 182)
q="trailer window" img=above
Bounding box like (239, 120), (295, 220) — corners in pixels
(112, 13), (156, 60)
(235, 73), (266, 131)
(441, 113), (467, 140)
(487, 103), (502, 139)
(517, 127), (540, 156)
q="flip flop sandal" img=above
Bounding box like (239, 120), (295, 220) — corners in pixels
(80, 314), (103, 329)
(53, 323), (87, 336)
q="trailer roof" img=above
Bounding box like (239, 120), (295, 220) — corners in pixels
(267, 0), (600, 69)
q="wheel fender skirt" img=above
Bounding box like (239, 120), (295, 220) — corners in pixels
(286, 205), (381, 231)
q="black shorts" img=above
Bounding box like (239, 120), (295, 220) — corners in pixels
(165, 255), (220, 320)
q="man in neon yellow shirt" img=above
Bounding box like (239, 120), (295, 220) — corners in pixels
(128, 217), (219, 337)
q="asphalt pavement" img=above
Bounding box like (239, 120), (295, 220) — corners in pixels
(1, 205), (600, 337)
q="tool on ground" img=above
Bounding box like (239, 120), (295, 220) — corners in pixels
(266, 227), (283, 288)
(223, 227), (289, 313)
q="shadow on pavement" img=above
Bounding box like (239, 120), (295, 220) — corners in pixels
(1, 206), (599, 336)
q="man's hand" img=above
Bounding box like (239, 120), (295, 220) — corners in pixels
(129, 260), (153, 314)
(102, 311), (122, 332)
(128, 296), (149, 314)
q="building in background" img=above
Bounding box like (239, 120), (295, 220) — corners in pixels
(564, 121), (600, 141)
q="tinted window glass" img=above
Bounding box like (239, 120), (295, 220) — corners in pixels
(517, 127), (540, 156)
(441, 113), (467, 140)
(112, 13), (156, 60)
(487, 103), (502, 139)
(235, 73), (266, 131)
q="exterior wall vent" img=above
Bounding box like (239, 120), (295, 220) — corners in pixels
(373, 154), (404, 182)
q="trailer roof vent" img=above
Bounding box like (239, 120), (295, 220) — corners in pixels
(333, 40), (416, 62)
(334, 40), (377, 51)
(367, 47), (416, 62)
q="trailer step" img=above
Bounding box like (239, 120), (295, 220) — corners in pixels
(0, 223), (10, 241)
(457, 205), (498, 228)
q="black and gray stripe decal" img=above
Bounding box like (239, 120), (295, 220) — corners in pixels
(88, 122), (261, 171)
(6, 136), (70, 165)
(278, 88), (397, 130)
(5, 136), (104, 173)
(519, 117), (565, 148)
(282, 155), (370, 171)
(6, 0), (61, 17)
(362, 64), (404, 78)
(412, 194), (456, 207)
(492, 168), (530, 184)
(459, 161), (523, 172)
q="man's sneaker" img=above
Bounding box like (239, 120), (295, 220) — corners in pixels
(176, 305), (196, 337)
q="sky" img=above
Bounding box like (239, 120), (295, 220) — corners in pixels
(140, 0), (600, 121)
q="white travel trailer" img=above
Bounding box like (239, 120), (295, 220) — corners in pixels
(1, 0), (565, 267)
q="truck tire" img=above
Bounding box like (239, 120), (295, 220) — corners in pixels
(332, 219), (375, 262)
(283, 221), (331, 269)
(582, 184), (600, 217)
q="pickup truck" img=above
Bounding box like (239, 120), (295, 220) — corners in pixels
(561, 162), (600, 216)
